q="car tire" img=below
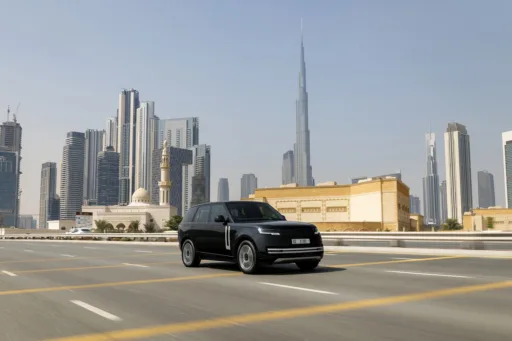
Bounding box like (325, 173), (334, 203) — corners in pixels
(295, 260), (320, 272)
(236, 240), (259, 274)
(181, 239), (201, 267)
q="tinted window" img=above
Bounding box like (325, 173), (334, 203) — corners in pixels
(193, 205), (210, 223)
(183, 206), (199, 223)
(208, 204), (230, 223)
(225, 202), (284, 223)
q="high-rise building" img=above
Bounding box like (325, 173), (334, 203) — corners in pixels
(117, 89), (140, 204)
(422, 132), (441, 226)
(135, 101), (159, 192)
(502, 131), (512, 208)
(96, 146), (120, 206)
(409, 195), (421, 215)
(185, 144), (211, 211)
(440, 180), (448, 224)
(18, 215), (35, 229)
(444, 123), (473, 224)
(104, 117), (117, 151)
(39, 162), (59, 228)
(241, 173), (258, 199)
(159, 117), (199, 149)
(150, 146), (193, 216)
(60, 132), (85, 220)
(83, 129), (105, 205)
(294, 24), (313, 187)
(477, 170), (496, 209)
(0, 149), (19, 227)
(0, 108), (22, 227)
(282, 150), (294, 185)
(217, 178), (229, 201)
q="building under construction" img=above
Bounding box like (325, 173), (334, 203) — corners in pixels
(0, 106), (22, 227)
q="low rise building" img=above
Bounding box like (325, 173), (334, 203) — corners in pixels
(245, 178), (412, 231)
(463, 207), (512, 231)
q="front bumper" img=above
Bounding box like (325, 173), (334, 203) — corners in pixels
(260, 246), (324, 264)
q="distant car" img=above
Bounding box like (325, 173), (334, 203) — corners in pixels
(66, 228), (92, 234)
(178, 201), (324, 274)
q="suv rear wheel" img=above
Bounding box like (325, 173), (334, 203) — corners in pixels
(181, 240), (201, 267)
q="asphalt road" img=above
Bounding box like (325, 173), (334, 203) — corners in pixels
(0, 241), (511, 340)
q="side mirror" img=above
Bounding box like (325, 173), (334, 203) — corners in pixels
(214, 215), (226, 223)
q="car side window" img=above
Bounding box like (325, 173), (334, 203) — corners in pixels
(183, 206), (198, 223)
(193, 205), (210, 223)
(208, 204), (230, 223)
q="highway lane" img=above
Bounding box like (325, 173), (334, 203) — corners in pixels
(0, 241), (511, 340)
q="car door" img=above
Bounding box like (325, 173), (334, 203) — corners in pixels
(207, 203), (232, 256)
(191, 205), (211, 253)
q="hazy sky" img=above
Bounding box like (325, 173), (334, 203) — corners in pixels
(2, 0), (512, 216)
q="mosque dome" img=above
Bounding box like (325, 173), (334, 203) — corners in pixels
(130, 188), (151, 206)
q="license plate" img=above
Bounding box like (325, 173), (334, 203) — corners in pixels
(292, 238), (310, 245)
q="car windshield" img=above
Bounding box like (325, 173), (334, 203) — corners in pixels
(225, 202), (284, 222)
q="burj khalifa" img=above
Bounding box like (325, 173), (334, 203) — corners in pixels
(293, 23), (314, 186)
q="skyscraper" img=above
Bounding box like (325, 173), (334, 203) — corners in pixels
(159, 117), (199, 149)
(422, 132), (440, 226)
(0, 149), (19, 227)
(282, 150), (294, 185)
(96, 146), (120, 206)
(104, 117), (117, 151)
(135, 101), (158, 191)
(0, 108), (22, 227)
(444, 123), (473, 223)
(186, 144), (211, 209)
(502, 131), (512, 208)
(39, 162), (58, 228)
(60, 132), (85, 220)
(440, 180), (448, 224)
(477, 170), (496, 208)
(241, 173), (258, 199)
(117, 89), (140, 204)
(409, 195), (421, 215)
(217, 178), (229, 201)
(83, 129), (105, 205)
(293, 23), (313, 187)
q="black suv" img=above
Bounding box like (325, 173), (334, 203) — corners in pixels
(178, 201), (324, 274)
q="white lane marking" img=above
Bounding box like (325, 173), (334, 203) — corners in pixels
(259, 282), (338, 295)
(386, 271), (472, 279)
(24, 249), (34, 252)
(60, 254), (76, 257)
(135, 250), (152, 253)
(84, 247), (97, 249)
(71, 300), (122, 321)
(390, 257), (416, 260)
(122, 263), (149, 268)
(2, 271), (17, 277)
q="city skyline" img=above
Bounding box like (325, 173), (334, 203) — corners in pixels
(3, 1), (512, 216)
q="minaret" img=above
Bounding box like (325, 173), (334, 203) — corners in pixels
(159, 140), (171, 206)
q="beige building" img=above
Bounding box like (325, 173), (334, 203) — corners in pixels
(245, 178), (413, 231)
(82, 141), (177, 231)
(463, 207), (512, 231)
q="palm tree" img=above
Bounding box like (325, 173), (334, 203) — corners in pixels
(441, 218), (463, 231)
(143, 222), (156, 233)
(94, 220), (109, 233)
(127, 220), (140, 233)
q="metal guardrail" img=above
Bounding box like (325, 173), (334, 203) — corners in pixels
(2, 231), (512, 250)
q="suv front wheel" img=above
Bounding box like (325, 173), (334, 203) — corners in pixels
(236, 240), (259, 274)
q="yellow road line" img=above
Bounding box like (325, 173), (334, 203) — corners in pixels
(0, 252), (178, 265)
(43, 279), (512, 341)
(10, 261), (180, 274)
(0, 272), (238, 296)
(328, 255), (466, 268)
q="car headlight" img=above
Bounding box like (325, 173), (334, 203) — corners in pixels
(313, 226), (320, 235)
(257, 227), (280, 236)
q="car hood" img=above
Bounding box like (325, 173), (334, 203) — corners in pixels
(236, 221), (316, 229)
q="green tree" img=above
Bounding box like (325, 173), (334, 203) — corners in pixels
(165, 215), (183, 231)
(94, 219), (109, 233)
(143, 222), (156, 233)
(127, 220), (140, 233)
(486, 217), (494, 229)
(441, 218), (463, 231)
